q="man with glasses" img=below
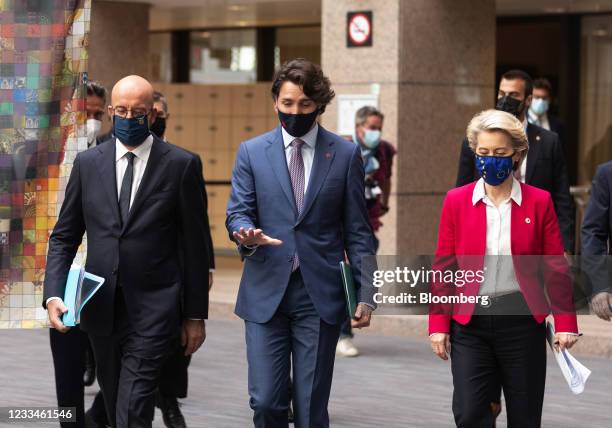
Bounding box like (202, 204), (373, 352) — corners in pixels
(44, 75), (210, 428)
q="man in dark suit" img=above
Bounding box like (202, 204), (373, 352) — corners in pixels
(226, 58), (376, 428)
(528, 77), (567, 148)
(581, 161), (612, 321)
(44, 75), (210, 428)
(456, 69), (574, 253)
(151, 90), (215, 428)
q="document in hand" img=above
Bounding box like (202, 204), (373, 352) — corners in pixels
(546, 321), (591, 394)
(62, 265), (105, 327)
(340, 262), (357, 319)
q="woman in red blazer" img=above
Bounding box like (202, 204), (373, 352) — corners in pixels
(429, 109), (578, 428)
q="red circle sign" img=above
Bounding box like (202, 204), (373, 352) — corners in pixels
(349, 13), (371, 45)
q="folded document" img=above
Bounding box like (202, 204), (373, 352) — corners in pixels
(546, 322), (591, 394)
(62, 265), (105, 327)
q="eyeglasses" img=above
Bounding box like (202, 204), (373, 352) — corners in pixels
(111, 106), (149, 119)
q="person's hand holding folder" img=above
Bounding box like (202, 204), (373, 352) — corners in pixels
(340, 262), (373, 329)
(47, 299), (70, 333)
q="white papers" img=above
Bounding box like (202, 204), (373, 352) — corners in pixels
(546, 322), (591, 395)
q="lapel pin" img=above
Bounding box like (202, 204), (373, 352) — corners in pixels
(525, 217), (531, 224)
(536, 136), (541, 141)
(325, 152), (332, 159)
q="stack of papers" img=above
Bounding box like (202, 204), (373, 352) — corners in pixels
(546, 322), (591, 395)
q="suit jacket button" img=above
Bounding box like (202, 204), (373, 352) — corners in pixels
(112, 269), (117, 275)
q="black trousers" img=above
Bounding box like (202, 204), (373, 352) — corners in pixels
(450, 313), (546, 428)
(49, 326), (106, 427)
(158, 341), (191, 398)
(89, 288), (176, 428)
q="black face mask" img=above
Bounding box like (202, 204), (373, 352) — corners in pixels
(150, 117), (166, 139)
(496, 95), (524, 119)
(278, 109), (319, 137)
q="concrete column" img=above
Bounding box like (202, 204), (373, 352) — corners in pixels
(89, 0), (151, 90)
(322, 0), (496, 255)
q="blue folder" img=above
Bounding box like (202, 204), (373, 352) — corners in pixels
(62, 265), (105, 327)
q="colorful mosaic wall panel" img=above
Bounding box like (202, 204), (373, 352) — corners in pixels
(0, 0), (91, 328)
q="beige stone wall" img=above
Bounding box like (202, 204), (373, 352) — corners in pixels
(322, 0), (496, 255)
(89, 1), (151, 109)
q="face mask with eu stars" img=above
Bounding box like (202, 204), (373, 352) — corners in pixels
(474, 154), (514, 186)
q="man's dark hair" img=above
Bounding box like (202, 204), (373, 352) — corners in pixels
(533, 77), (553, 97)
(153, 91), (168, 114)
(500, 69), (533, 97)
(355, 106), (384, 125)
(86, 80), (107, 104)
(271, 58), (335, 114)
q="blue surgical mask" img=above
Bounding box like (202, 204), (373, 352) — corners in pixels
(113, 114), (150, 147)
(530, 98), (549, 116)
(362, 129), (381, 149)
(474, 154), (514, 186)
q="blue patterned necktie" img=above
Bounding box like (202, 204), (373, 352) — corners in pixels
(289, 139), (305, 270)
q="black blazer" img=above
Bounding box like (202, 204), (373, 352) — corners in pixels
(456, 122), (575, 252)
(43, 135), (210, 336)
(548, 115), (566, 148)
(582, 161), (612, 295)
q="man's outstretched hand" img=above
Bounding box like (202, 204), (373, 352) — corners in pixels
(233, 227), (283, 247)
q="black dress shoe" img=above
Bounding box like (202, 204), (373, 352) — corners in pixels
(157, 392), (187, 428)
(85, 409), (107, 428)
(83, 349), (96, 387)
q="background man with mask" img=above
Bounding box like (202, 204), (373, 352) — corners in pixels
(150, 90), (215, 428)
(48, 80), (109, 428)
(44, 75), (210, 428)
(336, 106), (396, 358)
(456, 69), (574, 254)
(528, 77), (567, 148)
(226, 58), (376, 428)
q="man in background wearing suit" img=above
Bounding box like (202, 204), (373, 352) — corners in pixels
(150, 90), (216, 428)
(48, 80), (109, 428)
(528, 77), (567, 148)
(226, 58), (376, 428)
(44, 75), (210, 428)
(456, 69), (575, 254)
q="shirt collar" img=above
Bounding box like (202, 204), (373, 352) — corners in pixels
(115, 134), (154, 162)
(281, 123), (318, 150)
(472, 177), (522, 206)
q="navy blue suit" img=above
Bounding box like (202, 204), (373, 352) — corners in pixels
(226, 125), (376, 427)
(582, 161), (612, 296)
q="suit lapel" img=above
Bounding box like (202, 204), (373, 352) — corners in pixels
(95, 140), (121, 226)
(121, 136), (171, 235)
(265, 127), (298, 216)
(297, 127), (336, 224)
(525, 123), (542, 184)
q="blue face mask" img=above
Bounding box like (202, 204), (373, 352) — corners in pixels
(530, 98), (549, 116)
(362, 129), (381, 149)
(474, 154), (514, 186)
(113, 114), (150, 147)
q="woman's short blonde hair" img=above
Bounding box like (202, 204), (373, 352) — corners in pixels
(466, 109), (528, 153)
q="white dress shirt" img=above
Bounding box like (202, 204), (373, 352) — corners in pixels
(115, 135), (154, 207)
(472, 177), (522, 297)
(528, 108), (551, 131)
(281, 123), (318, 193)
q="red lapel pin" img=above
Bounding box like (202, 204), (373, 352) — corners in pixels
(325, 152), (332, 159)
